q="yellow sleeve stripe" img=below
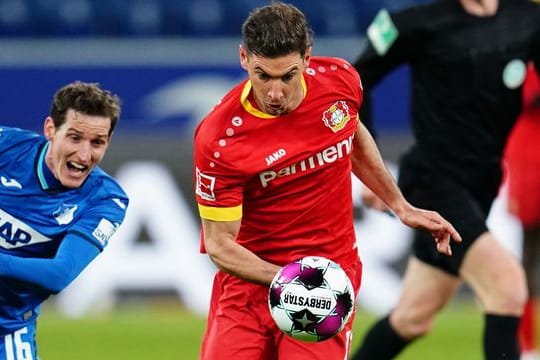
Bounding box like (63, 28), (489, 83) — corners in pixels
(198, 204), (242, 221)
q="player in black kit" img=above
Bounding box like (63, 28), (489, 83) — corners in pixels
(351, 0), (540, 359)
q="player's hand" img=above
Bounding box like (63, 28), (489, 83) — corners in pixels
(396, 206), (462, 256)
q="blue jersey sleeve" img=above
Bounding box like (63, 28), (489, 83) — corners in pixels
(0, 232), (99, 293)
(68, 173), (129, 251)
(69, 195), (128, 251)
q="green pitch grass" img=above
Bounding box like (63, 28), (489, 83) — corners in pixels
(37, 301), (206, 360)
(351, 300), (485, 360)
(36, 300), (534, 359)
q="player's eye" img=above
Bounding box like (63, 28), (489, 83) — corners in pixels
(258, 73), (270, 81)
(282, 73), (294, 82)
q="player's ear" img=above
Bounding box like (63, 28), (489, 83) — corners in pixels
(304, 47), (312, 67)
(43, 117), (55, 140)
(239, 45), (249, 71)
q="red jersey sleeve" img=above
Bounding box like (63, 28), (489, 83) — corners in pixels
(193, 85), (248, 222)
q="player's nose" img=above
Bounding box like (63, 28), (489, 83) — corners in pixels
(76, 142), (92, 162)
(267, 80), (284, 101)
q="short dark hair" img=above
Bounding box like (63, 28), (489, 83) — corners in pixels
(241, 2), (313, 58)
(50, 81), (121, 135)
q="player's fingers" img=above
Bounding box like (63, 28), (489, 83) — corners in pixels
(428, 213), (462, 243)
(437, 221), (462, 243)
(434, 232), (452, 256)
(436, 241), (452, 256)
(443, 222), (462, 243)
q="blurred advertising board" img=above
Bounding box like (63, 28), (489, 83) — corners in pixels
(0, 38), (409, 136)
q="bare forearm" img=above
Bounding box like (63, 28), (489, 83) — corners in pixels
(206, 239), (281, 285)
(201, 218), (281, 285)
(351, 124), (462, 251)
(352, 123), (409, 214)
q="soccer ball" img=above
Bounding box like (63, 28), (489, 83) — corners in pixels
(268, 256), (355, 342)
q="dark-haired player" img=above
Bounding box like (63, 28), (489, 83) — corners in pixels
(193, 2), (460, 359)
(0, 81), (128, 359)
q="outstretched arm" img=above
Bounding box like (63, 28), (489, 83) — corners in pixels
(0, 233), (100, 293)
(351, 121), (462, 254)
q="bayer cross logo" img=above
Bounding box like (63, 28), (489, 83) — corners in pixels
(322, 101), (351, 133)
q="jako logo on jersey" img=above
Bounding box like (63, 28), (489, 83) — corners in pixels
(196, 167), (216, 201)
(266, 148), (287, 166)
(259, 135), (354, 188)
(0, 208), (52, 248)
(112, 198), (127, 210)
(322, 101), (351, 133)
(53, 203), (78, 225)
(0, 176), (22, 189)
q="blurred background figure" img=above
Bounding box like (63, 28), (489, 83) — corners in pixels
(350, 0), (540, 359)
(504, 63), (540, 360)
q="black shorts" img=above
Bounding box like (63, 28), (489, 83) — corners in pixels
(398, 150), (501, 276)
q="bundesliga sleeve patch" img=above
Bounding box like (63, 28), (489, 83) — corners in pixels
(195, 167), (216, 201)
(92, 218), (117, 246)
(367, 9), (399, 56)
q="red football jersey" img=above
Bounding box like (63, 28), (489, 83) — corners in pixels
(504, 64), (540, 226)
(194, 56), (363, 267)
(505, 64), (540, 162)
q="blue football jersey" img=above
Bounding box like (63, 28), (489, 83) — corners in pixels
(0, 126), (128, 331)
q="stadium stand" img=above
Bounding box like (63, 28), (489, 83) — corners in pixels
(0, 0), (429, 38)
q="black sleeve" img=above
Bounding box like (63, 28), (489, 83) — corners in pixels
(353, 7), (420, 138)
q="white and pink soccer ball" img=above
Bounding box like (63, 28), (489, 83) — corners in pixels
(268, 256), (355, 342)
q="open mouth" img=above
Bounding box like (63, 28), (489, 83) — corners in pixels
(266, 104), (284, 114)
(67, 161), (88, 173)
